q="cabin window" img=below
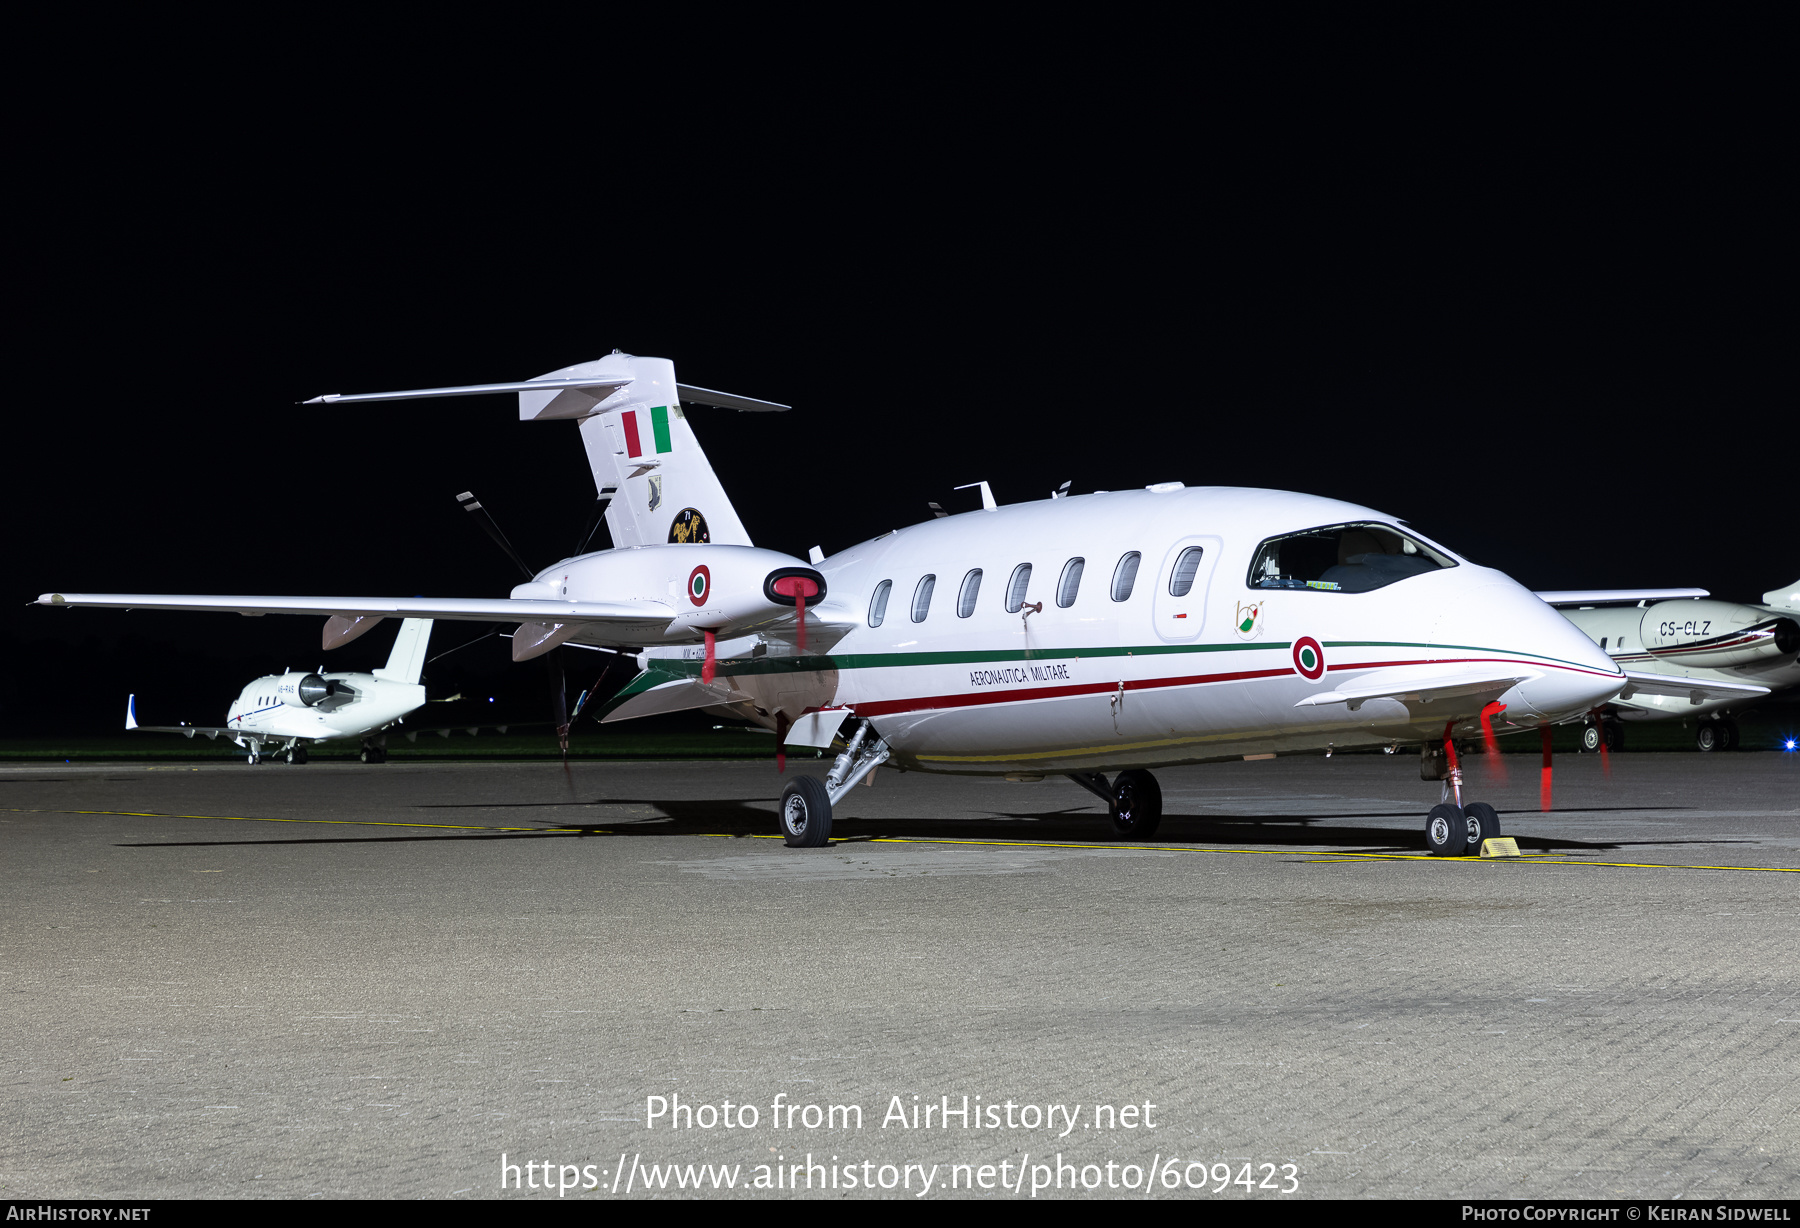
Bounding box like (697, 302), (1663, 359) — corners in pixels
(1601, 636), (1608, 650)
(1111, 552), (1141, 602)
(957, 569), (983, 618)
(1057, 558), (1084, 608)
(1248, 522), (1456, 593)
(868, 579), (892, 628)
(1168, 546), (1206, 597)
(912, 574), (936, 623)
(1005, 564), (1033, 613)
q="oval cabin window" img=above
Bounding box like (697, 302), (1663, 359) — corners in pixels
(868, 579), (892, 627)
(912, 575), (936, 623)
(1057, 558), (1084, 608)
(957, 569), (983, 618)
(1168, 547), (1205, 597)
(1111, 552), (1141, 602)
(1005, 563), (1033, 613)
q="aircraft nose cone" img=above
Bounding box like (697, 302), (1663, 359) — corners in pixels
(1508, 592), (1626, 721)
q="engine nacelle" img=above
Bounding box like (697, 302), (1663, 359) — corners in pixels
(1640, 600), (1800, 668)
(277, 672), (333, 707)
(512, 544), (825, 644)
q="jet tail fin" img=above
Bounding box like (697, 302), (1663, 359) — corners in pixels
(374, 619), (433, 684)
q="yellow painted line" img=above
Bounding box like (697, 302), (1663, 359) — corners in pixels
(3, 806), (591, 834)
(781, 834), (1799, 873)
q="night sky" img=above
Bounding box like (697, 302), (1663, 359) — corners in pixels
(7, 69), (1788, 735)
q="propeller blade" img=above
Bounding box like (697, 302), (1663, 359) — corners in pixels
(456, 491), (536, 581)
(547, 646), (569, 761)
(1539, 725), (1553, 812)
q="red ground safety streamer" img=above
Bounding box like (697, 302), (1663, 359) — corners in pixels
(1540, 724), (1553, 812)
(1479, 700), (1508, 784)
(701, 628), (716, 684)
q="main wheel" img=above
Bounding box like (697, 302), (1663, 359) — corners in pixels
(1720, 718), (1740, 751)
(1579, 723), (1602, 753)
(1463, 802), (1502, 853)
(780, 776), (833, 847)
(1696, 722), (1719, 752)
(285, 746), (309, 765)
(360, 746), (386, 764)
(1425, 803), (1468, 855)
(1109, 769), (1163, 839)
(1602, 721), (1625, 752)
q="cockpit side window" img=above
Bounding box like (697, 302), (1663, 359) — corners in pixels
(1247, 523), (1455, 593)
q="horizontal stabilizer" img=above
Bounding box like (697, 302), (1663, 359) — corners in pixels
(1616, 672), (1769, 705)
(674, 383), (790, 412)
(300, 375), (634, 406)
(1295, 665), (1536, 710)
(1534, 588), (1709, 607)
(40, 593), (673, 645)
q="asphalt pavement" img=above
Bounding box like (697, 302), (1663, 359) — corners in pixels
(2, 751), (1796, 1200)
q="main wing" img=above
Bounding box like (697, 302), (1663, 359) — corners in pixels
(41, 592), (673, 646)
(1534, 588), (1709, 607)
(1616, 672), (1770, 705)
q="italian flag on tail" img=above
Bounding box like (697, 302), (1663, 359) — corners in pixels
(621, 406), (675, 458)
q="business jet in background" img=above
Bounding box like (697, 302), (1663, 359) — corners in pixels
(126, 619), (438, 763)
(1537, 582), (1800, 752)
(42, 350), (1699, 855)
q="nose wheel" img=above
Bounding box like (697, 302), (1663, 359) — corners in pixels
(1423, 801), (1503, 856)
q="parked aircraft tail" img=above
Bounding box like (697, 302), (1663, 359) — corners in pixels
(518, 352), (784, 551)
(374, 618), (433, 685)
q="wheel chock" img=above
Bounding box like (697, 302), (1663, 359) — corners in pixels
(1479, 837), (1521, 859)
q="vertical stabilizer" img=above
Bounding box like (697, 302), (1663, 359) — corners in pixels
(374, 619), (433, 684)
(518, 353), (754, 548)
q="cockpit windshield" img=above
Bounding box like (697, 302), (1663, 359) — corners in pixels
(1248, 522), (1456, 593)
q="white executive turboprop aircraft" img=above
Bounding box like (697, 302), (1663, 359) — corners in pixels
(39, 351), (1682, 853)
(124, 619), (435, 764)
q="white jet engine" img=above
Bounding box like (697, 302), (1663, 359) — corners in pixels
(276, 672), (334, 707)
(1638, 599), (1800, 668)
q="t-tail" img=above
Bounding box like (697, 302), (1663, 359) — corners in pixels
(518, 352), (785, 551)
(301, 352), (787, 555)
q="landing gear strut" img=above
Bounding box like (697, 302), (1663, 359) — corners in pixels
(779, 721), (891, 848)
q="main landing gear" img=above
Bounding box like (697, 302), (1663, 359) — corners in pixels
(779, 721), (891, 848)
(1696, 717), (1738, 752)
(1067, 769), (1164, 840)
(359, 741), (387, 764)
(1422, 726), (1503, 856)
